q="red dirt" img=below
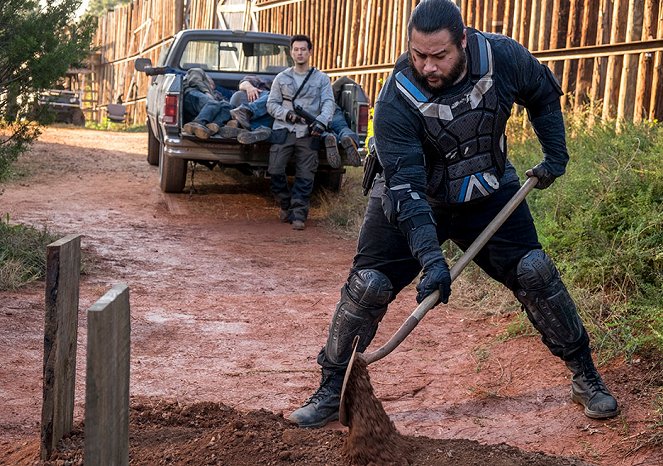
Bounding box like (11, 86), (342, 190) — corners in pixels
(0, 127), (661, 465)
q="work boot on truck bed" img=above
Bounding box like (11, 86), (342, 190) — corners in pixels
(288, 370), (343, 427)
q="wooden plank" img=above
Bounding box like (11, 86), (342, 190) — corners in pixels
(491, 0), (503, 33)
(618, 0), (645, 121)
(85, 284), (131, 466)
(537, 0), (552, 50)
(518, 0), (532, 45)
(561, 0), (581, 108)
(342, 0), (352, 66)
(574, 0), (598, 108)
(649, 0), (663, 120)
(511, 0), (521, 39)
(502, 0), (514, 35)
(528, 0), (540, 50)
(548, 0), (565, 75)
(634, 0), (656, 122)
(483, 0), (492, 32)
(603, 0), (628, 120)
(40, 235), (81, 460)
(590, 0), (612, 107)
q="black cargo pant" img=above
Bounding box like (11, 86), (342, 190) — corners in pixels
(317, 177), (546, 373)
(268, 132), (318, 222)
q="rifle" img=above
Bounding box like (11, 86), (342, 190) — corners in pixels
(293, 105), (327, 130)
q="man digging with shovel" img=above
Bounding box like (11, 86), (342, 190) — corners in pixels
(289, 0), (619, 429)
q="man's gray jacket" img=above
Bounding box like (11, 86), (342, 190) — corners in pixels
(267, 67), (335, 138)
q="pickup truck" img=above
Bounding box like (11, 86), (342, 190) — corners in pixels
(134, 29), (370, 193)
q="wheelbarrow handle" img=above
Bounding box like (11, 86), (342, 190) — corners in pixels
(362, 176), (539, 365)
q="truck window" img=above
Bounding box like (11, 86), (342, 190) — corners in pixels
(156, 41), (173, 67)
(178, 40), (292, 73)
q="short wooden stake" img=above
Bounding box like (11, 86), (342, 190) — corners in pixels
(84, 284), (130, 466)
(41, 234), (81, 461)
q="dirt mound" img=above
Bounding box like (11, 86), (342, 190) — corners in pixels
(1, 399), (591, 466)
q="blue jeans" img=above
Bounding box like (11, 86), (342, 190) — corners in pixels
(183, 89), (232, 126)
(329, 106), (359, 146)
(229, 90), (273, 130)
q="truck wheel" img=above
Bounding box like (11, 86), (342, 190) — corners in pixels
(147, 123), (160, 166)
(316, 171), (344, 193)
(158, 143), (187, 193)
(71, 109), (85, 127)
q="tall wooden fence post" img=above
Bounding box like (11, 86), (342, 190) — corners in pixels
(85, 284), (131, 466)
(40, 234), (81, 461)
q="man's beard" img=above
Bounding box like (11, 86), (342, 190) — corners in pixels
(409, 49), (467, 94)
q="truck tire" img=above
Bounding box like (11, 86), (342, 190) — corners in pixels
(158, 143), (187, 193)
(147, 123), (160, 166)
(316, 171), (344, 193)
(71, 109), (85, 127)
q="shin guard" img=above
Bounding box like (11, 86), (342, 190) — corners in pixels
(514, 249), (588, 360)
(324, 269), (393, 367)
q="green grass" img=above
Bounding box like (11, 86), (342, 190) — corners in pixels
(322, 111), (663, 361)
(0, 216), (59, 290)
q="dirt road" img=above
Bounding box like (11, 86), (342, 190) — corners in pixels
(0, 128), (660, 465)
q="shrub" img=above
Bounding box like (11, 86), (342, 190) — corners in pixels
(0, 216), (59, 290)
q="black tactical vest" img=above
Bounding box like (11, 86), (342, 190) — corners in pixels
(395, 30), (509, 204)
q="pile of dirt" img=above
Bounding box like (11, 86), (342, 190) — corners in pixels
(344, 356), (410, 464)
(1, 398), (592, 466)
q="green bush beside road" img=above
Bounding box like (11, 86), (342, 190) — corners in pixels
(0, 217), (58, 290)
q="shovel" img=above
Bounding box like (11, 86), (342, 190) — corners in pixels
(338, 176), (539, 426)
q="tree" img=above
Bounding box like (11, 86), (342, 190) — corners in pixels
(0, 0), (95, 179)
(87, 0), (131, 16)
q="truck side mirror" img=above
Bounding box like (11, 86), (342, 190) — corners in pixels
(134, 58), (153, 72)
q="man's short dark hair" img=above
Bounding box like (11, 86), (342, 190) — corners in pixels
(290, 34), (313, 50)
(407, 0), (465, 46)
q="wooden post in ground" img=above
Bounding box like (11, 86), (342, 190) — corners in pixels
(634, 0), (656, 122)
(40, 235), (81, 461)
(589, 0), (612, 125)
(85, 284), (130, 466)
(649, 0), (663, 121)
(603, 0), (628, 120)
(617, 0), (644, 122)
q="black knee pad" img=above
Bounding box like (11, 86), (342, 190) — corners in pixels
(346, 269), (393, 313)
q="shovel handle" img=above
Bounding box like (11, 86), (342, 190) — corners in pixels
(362, 176), (539, 365)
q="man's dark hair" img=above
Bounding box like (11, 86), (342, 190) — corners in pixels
(407, 0), (465, 46)
(290, 34), (313, 50)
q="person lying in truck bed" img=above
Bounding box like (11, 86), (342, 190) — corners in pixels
(181, 68), (271, 144)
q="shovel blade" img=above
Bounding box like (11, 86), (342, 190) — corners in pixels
(338, 335), (360, 426)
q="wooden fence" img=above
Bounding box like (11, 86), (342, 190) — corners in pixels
(83, 0), (663, 126)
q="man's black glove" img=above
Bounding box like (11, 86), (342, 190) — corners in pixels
(416, 259), (452, 305)
(396, 210), (451, 307)
(526, 163), (557, 189)
(286, 110), (304, 124)
(309, 120), (326, 137)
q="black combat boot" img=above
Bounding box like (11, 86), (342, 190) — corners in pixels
(565, 349), (619, 419)
(287, 370), (343, 428)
